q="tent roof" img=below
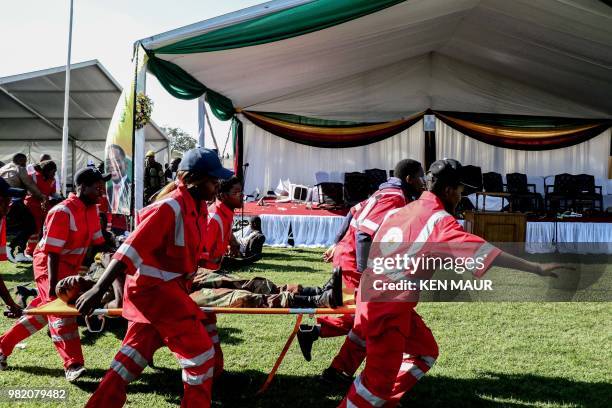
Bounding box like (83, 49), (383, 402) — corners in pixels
(141, 0), (612, 122)
(0, 60), (168, 142)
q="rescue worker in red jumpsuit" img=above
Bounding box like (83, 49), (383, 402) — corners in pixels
(340, 159), (567, 407)
(199, 176), (243, 379)
(298, 159), (425, 384)
(0, 168), (108, 380)
(76, 148), (233, 408)
(24, 160), (58, 257)
(0, 178), (25, 322)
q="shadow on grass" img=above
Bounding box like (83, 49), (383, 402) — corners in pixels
(79, 317), (128, 345)
(249, 262), (319, 274)
(218, 326), (244, 346)
(10, 366), (610, 407)
(4, 264), (35, 283)
(77, 321), (243, 347)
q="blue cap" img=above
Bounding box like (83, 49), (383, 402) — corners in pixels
(178, 148), (233, 180)
(0, 177), (25, 198)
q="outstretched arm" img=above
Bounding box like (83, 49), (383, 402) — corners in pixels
(75, 259), (126, 315)
(0, 276), (21, 317)
(493, 251), (566, 277)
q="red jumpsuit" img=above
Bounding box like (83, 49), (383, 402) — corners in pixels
(340, 192), (501, 407)
(200, 199), (235, 378)
(86, 184), (214, 408)
(319, 187), (406, 377)
(0, 193), (105, 368)
(0, 217), (7, 260)
(24, 170), (56, 256)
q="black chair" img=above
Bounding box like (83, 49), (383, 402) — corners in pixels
(365, 168), (388, 194)
(482, 172), (504, 193)
(545, 173), (575, 212)
(506, 172), (543, 213)
(460, 165), (483, 196)
(344, 172), (370, 204)
(316, 182), (345, 207)
(573, 174), (603, 213)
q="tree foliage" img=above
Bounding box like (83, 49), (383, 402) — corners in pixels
(162, 126), (196, 154)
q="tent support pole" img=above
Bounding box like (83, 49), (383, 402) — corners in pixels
(204, 103), (220, 152)
(198, 95), (206, 148)
(72, 139), (76, 182)
(133, 47), (147, 213)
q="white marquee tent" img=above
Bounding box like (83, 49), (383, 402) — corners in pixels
(0, 60), (169, 184)
(137, 0), (612, 195)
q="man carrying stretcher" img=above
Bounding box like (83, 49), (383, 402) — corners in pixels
(340, 159), (568, 407)
(297, 159), (425, 385)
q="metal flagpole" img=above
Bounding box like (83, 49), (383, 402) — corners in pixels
(60, 0), (74, 197)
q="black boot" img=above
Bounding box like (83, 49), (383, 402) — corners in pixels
(291, 268), (344, 308)
(320, 366), (353, 387)
(297, 324), (319, 362)
(291, 295), (318, 308)
(298, 285), (323, 296)
(329, 266), (343, 308)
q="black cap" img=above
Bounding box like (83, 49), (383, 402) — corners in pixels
(0, 177), (25, 198)
(178, 148), (233, 180)
(427, 159), (477, 189)
(74, 167), (111, 186)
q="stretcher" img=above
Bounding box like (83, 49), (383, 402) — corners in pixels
(25, 299), (356, 394)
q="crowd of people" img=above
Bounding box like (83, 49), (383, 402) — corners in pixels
(0, 148), (566, 407)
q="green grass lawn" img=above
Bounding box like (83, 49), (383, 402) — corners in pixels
(0, 248), (610, 407)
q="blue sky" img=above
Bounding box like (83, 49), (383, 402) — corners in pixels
(0, 0), (264, 151)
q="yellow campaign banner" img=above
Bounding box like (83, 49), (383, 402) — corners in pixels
(104, 53), (147, 215)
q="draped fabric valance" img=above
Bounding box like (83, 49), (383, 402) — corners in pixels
(239, 110), (610, 152)
(434, 111), (612, 151)
(241, 111), (423, 148)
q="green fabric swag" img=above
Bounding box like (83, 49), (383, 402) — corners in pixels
(435, 111), (608, 129)
(146, 55), (234, 121)
(154, 0), (407, 54)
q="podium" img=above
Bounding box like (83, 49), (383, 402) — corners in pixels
(463, 211), (526, 242)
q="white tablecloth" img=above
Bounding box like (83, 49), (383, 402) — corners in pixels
(258, 214), (612, 252)
(260, 214), (345, 248)
(526, 221), (612, 254)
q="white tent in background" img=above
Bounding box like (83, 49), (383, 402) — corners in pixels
(0, 60), (169, 185)
(137, 0), (612, 195)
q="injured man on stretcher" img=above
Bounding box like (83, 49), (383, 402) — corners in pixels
(188, 266), (343, 308)
(55, 256), (345, 310)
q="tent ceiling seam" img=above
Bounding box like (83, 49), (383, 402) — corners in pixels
(0, 85), (77, 143)
(434, 0), (482, 53)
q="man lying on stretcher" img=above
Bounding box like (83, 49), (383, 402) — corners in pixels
(55, 264), (346, 309)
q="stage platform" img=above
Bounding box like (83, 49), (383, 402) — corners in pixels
(236, 201), (612, 253)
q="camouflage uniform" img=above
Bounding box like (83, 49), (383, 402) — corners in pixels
(189, 269), (295, 308)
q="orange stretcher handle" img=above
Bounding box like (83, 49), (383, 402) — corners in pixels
(25, 299), (356, 317)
